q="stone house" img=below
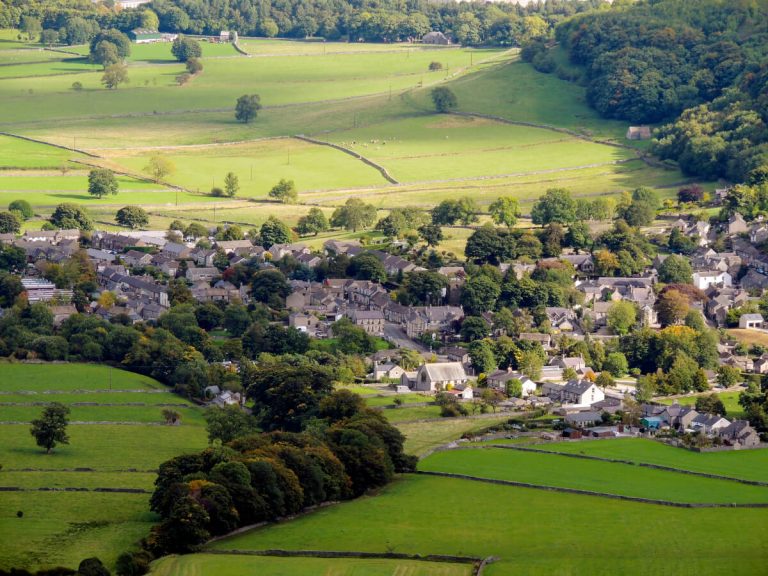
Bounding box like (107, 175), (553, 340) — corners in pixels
(406, 362), (469, 393)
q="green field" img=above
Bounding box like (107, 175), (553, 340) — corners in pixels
(658, 392), (745, 419)
(397, 416), (510, 457)
(151, 553), (473, 576)
(536, 438), (768, 482)
(0, 363), (209, 572)
(207, 474), (768, 575)
(419, 447), (768, 503)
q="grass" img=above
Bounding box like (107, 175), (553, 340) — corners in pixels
(0, 363), (166, 392)
(0, 363), (209, 572)
(396, 416), (510, 457)
(150, 553), (473, 576)
(208, 474), (768, 575)
(380, 405), (442, 423)
(99, 138), (388, 196)
(364, 394), (432, 407)
(0, 491), (154, 570)
(536, 438), (768, 482)
(0, 134), (80, 168)
(418, 447), (768, 504)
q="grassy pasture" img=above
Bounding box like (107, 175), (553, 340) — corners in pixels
(418, 447), (768, 503)
(101, 138), (388, 195)
(364, 394), (432, 407)
(209, 474), (768, 575)
(727, 328), (768, 348)
(0, 57), (100, 79)
(0, 363), (209, 572)
(65, 41), (239, 62)
(536, 438), (768, 482)
(150, 553), (472, 576)
(326, 114), (635, 183)
(0, 47), (490, 127)
(238, 37), (454, 56)
(0, 491), (153, 570)
(0, 134), (79, 168)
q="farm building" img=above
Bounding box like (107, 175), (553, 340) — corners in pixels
(422, 31), (450, 45)
(129, 29), (177, 44)
(626, 126), (651, 140)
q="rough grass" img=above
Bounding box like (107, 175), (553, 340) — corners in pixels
(536, 438), (768, 482)
(150, 553), (473, 576)
(418, 447), (768, 503)
(208, 474), (768, 576)
(0, 134), (80, 168)
(396, 416), (510, 457)
(727, 328), (768, 348)
(381, 405), (442, 423)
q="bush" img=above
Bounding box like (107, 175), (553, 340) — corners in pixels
(428, 61), (442, 71)
(210, 187), (224, 197)
(9, 199), (33, 220)
(71, 81), (83, 91)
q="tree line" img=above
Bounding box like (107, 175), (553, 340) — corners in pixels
(1, 0), (602, 47)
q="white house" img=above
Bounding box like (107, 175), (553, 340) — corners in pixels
(486, 369), (537, 396)
(692, 270), (732, 291)
(739, 313), (764, 330)
(544, 379), (604, 407)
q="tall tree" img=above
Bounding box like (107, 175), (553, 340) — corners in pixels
(88, 169), (118, 198)
(30, 402), (70, 454)
(144, 154), (176, 180)
(224, 172), (240, 197)
(235, 94), (261, 123)
(268, 179), (297, 203)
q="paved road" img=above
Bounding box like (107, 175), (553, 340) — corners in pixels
(383, 323), (430, 353)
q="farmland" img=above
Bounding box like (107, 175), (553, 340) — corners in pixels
(0, 363), (209, 571)
(204, 472), (768, 576)
(0, 32), (695, 252)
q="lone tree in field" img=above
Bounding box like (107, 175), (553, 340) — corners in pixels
(101, 63), (128, 89)
(224, 172), (240, 197)
(268, 178), (297, 203)
(162, 409), (182, 425)
(235, 94), (261, 123)
(115, 205), (149, 229)
(30, 402), (70, 454)
(431, 87), (457, 113)
(171, 35), (202, 62)
(144, 154), (176, 181)
(88, 169), (118, 199)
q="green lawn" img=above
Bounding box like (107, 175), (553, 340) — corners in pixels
(365, 394), (432, 407)
(209, 474), (768, 575)
(419, 448), (768, 504)
(536, 438), (768, 482)
(150, 553), (473, 576)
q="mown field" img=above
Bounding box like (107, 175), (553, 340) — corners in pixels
(203, 472), (768, 576)
(0, 363), (209, 571)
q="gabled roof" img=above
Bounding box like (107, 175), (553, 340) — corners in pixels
(420, 362), (467, 382)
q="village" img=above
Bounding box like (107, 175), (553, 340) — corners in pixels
(3, 195), (768, 453)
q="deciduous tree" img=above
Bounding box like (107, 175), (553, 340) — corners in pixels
(30, 402), (70, 454)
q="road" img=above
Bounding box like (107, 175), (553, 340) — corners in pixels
(383, 323), (430, 353)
